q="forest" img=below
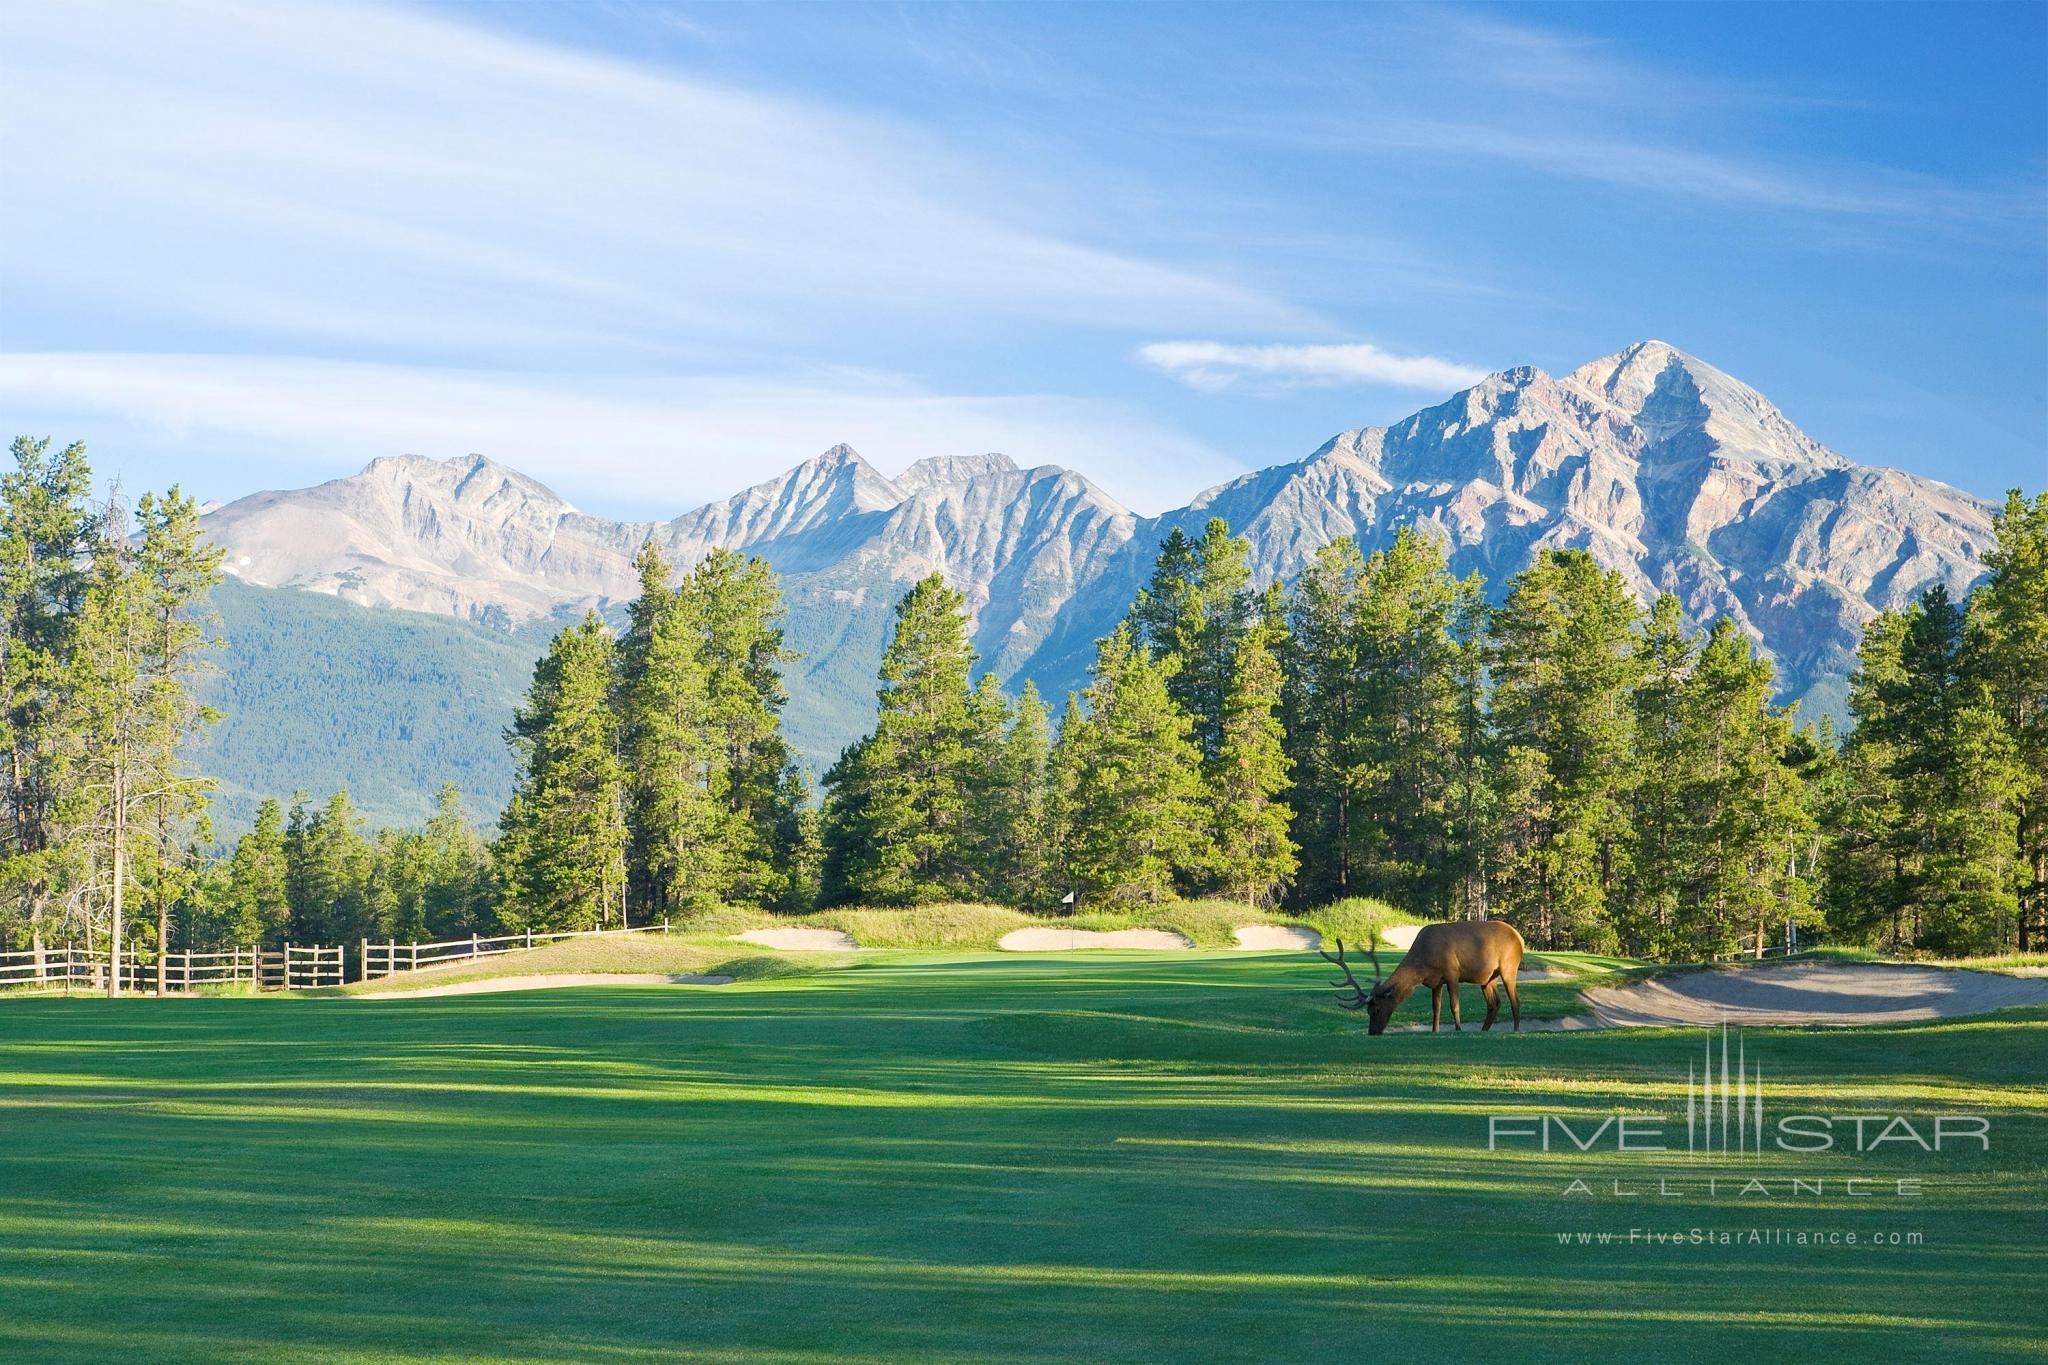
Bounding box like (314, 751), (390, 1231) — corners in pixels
(2, 434), (2042, 967)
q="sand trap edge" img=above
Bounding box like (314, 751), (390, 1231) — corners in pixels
(732, 927), (858, 951)
(353, 973), (735, 1000)
(998, 928), (1194, 951)
(1231, 925), (1321, 951)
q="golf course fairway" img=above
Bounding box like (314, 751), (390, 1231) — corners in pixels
(2, 952), (2043, 1362)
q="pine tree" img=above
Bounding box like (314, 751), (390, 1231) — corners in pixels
(1967, 491), (2048, 948)
(1823, 611), (1913, 947)
(1348, 526), (1481, 913)
(768, 766), (822, 913)
(1211, 625), (1296, 905)
(691, 549), (799, 905)
(1282, 538), (1367, 903)
(1679, 620), (1813, 958)
(419, 784), (492, 937)
(619, 544), (726, 913)
(67, 496), (149, 993)
(1486, 549), (1643, 950)
(819, 574), (979, 904)
(1129, 518), (1252, 761)
(961, 673), (1016, 899)
(215, 798), (291, 946)
(0, 437), (95, 971)
(1624, 594), (1697, 956)
(1893, 588), (2023, 953)
(130, 489), (223, 991)
(986, 681), (1054, 907)
(289, 791), (374, 944)
(1043, 692), (1088, 909)
(496, 614), (628, 931)
(1061, 625), (1214, 904)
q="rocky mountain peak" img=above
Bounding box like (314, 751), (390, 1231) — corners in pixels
(198, 342), (2001, 768)
(894, 452), (1020, 497)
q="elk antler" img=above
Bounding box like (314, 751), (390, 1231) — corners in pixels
(1318, 937), (1382, 1011)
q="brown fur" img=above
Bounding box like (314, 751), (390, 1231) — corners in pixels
(1325, 921), (1526, 1035)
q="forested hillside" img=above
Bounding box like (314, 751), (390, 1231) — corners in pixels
(194, 579), (540, 829)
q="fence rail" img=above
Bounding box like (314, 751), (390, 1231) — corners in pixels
(359, 922), (670, 981)
(2, 922), (675, 995)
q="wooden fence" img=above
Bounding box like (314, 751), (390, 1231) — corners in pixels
(2, 922), (671, 995)
(359, 922), (670, 981)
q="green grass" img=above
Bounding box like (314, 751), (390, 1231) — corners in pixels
(671, 896), (1417, 951)
(3, 954), (2044, 1361)
(324, 936), (826, 996)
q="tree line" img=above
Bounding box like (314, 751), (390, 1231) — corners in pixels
(812, 499), (2045, 958)
(2, 433), (2040, 968)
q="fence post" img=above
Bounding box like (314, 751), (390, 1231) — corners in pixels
(360, 939), (368, 984)
(526, 927), (533, 951)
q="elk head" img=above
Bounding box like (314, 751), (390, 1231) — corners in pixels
(1319, 938), (1395, 1034)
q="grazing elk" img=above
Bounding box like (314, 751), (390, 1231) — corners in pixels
(1320, 921), (1527, 1035)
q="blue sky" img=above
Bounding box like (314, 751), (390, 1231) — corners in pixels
(2, 0), (2042, 516)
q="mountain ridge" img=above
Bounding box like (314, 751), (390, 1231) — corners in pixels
(200, 342), (1999, 801)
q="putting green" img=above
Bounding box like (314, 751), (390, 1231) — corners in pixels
(1, 953), (2043, 1362)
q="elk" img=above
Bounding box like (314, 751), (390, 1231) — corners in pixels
(1320, 921), (1527, 1035)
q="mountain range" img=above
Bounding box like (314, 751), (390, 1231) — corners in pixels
(194, 341), (2000, 827)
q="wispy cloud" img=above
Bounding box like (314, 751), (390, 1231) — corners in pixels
(1348, 118), (2036, 225)
(0, 353), (1241, 518)
(1135, 341), (1489, 394)
(0, 0), (1309, 361)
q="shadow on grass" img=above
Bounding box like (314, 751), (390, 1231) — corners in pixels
(0, 954), (2042, 1362)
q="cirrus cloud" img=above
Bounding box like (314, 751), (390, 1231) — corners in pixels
(1136, 340), (1490, 394)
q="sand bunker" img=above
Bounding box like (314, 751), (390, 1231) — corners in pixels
(997, 928), (1194, 951)
(1380, 924), (1423, 950)
(1232, 925), (1321, 951)
(356, 973), (734, 1000)
(732, 927), (857, 951)
(1576, 962), (2048, 1029)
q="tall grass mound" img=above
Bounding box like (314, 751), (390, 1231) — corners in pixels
(328, 935), (817, 996)
(671, 897), (1422, 951)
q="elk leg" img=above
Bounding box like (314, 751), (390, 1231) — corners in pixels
(1448, 981), (1462, 1030)
(1502, 971), (1521, 1032)
(1430, 986), (1441, 1032)
(1481, 981), (1501, 1031)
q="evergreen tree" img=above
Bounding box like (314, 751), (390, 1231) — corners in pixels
(1043, 692), (1088, 909)
(0, 437), (95, 967)
(1211, 626), (1296, 905)
(1347, 526), (1481, 913)
(1677, 620), (1813, 958)
(1967, 491), (2048, 948)
(691, 549), (799, 905)
(985, 681), (1054, 907)
(819, 574), (979, 904)
(130, 489), (223, 991)
(1892, 588), (2023, 953)
(495, 614), (628, 931)
(768, 766), (823, 913)
(67, 497), (149, 993)
(962, 672), (1016, 899)
(1282, 538), (1367, 903)
(289, 791), (374, 944)
(1061, 625), (1213, 904)
(619, 544), (725, 912)
(1487, 549), (1643, 950)
(1624, 594), (1697, 956)
(418, 784), (493, 937)
(1129, 518), (1253, 760)
(213, 798), (291, 946)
